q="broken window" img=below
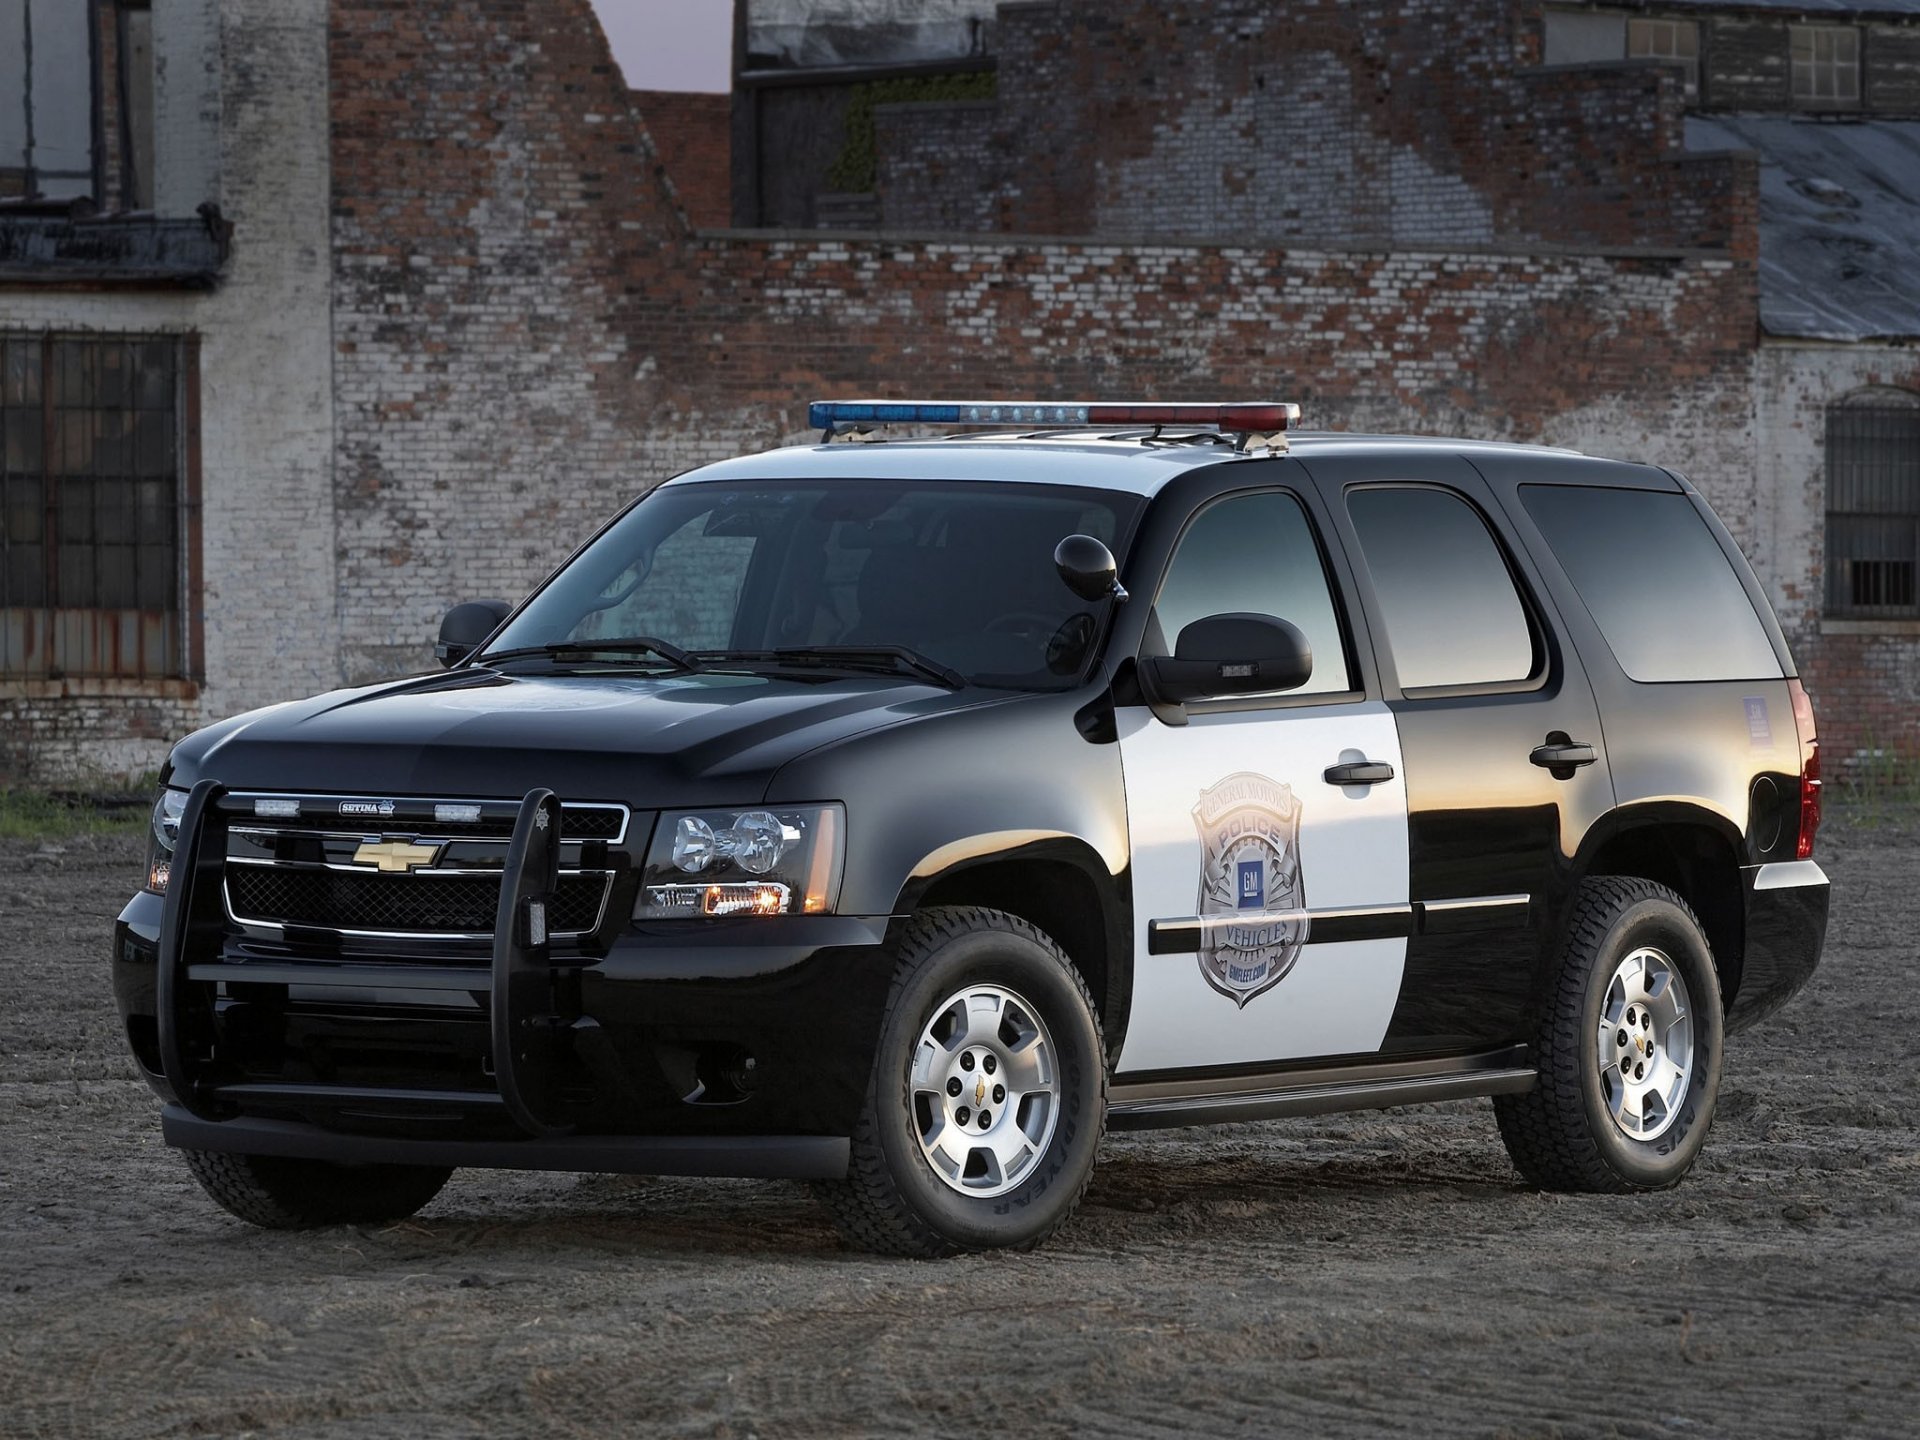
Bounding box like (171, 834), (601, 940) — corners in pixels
(1825, 396), (1920, 620)
(1791, 25), (1860, 107)
(0, 0), (158, 208)
(0, 334), (199, 680)
(1627, 18), (1699, 100)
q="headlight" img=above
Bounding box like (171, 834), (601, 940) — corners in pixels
(145, 788), (188, 894)
(637, 804), (844, 918)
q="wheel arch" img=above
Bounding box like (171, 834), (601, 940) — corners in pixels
(895, 835), (1132, 1062)
(1575, 805), (1746, 1012)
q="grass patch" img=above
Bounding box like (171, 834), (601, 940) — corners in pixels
(0, 787), (151, 842)
(1828, 747), (1920, 831)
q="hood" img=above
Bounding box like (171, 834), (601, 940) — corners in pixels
(168, 667), (1005, 806)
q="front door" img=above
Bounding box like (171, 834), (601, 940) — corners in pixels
(1113, 486), (1412, 1075)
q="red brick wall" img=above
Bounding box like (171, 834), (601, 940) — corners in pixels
(323, 0), (1913, 766)
(632, 90), (731, 230)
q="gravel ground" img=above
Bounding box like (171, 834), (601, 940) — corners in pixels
(1, 812), (1915, 1439)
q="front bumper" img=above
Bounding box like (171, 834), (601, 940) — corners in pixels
(113, 785), (894, 1176)
(1727, 859), (1830, 1033)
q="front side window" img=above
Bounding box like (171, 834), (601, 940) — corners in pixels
(1, 333), (194, 681)
(1148, 490), (1353, 696)
(1791, 25), (1860, 106)
(1346, 486), (1536, 691)
(1522, 485), (1782, 682)
(488, 479), (1141, 692)
(1824, 395), (1920, 620)
(1628, 17), (1700, 98)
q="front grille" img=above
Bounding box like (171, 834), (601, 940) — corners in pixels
(228, 866), (609, 936)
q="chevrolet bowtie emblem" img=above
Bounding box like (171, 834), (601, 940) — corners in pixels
(353, 839), (443, 874)
(974, 1078), (986, 1105)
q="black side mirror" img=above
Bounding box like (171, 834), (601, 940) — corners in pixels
(436, 599), (512, 668)
(1140, 612), (1312, 709)
(1054, 533), (1129, 603)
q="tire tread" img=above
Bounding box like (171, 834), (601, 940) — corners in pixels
(1494, 876), (1710, 1194)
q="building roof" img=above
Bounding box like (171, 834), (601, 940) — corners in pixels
(1687, 115), (1920, 342)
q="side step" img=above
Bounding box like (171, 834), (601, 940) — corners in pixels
(1107, 1049), (1536, 1131)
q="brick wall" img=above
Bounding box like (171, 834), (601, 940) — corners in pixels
(853, 0), (1753, 256)
(632, 90), (732, 229)
(1, 0), (338, 781)
(322, 0), (1769, 700)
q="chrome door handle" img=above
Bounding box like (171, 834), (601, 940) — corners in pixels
(1324, 760), (1395, 786)
(1529, 741), (1597, 771)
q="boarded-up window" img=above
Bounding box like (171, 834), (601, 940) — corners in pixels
(0, 334), (199, 680)
(1825, 397), (1920, 620)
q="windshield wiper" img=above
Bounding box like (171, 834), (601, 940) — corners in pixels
(697, 645), (965, 689)
(478, 636), (700, 671)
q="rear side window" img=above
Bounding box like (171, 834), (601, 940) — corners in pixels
(1521, 485), (1781, 683)
(1346, 487), (1536, 690)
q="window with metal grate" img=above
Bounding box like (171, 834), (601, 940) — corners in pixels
(1825, 396), (1920, 621)
(0, 332), (200, 680)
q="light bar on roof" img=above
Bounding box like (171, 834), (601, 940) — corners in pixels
(808, 400), (1300, 433)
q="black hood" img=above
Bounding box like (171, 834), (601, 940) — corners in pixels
(168, 667), (1005, 806)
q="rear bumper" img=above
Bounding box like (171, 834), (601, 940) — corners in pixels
(1728, 859), (1830, 1033)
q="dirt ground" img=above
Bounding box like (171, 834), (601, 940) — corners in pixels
(1, 813), (1915, 1440)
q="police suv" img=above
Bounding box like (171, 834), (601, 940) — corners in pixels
(115, 401), (1831, 1256)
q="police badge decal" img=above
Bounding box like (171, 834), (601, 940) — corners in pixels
(1192, 772), (1308, 1008)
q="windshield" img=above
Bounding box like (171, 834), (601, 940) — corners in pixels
(481, 478), (1143, 691)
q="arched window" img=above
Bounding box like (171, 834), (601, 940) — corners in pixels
(1826, 390), (1920, 619)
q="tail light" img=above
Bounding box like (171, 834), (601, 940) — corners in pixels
(1787, 678), (1821, 860)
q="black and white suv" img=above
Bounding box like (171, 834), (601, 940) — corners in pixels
(114, 400), (1830, 1256)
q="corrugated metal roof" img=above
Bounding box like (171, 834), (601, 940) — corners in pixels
(1666, 1), (1920, 14)
(1687, 115), (1920, 341)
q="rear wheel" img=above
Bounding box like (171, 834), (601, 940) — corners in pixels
(1495, 877), (1723, 1192)
(181, 1150), (454, 1229)
(813, 906), (1106, 1257)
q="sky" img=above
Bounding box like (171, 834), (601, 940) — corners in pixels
(589, 0), (735, 92)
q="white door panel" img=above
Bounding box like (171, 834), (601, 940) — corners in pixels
(1114, 700), (1410, 1074)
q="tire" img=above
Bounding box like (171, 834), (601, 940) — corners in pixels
(181, 1149), (454, 1229)
(813, 906), (1107, 1257)
(1495, 877), (1724, 1193)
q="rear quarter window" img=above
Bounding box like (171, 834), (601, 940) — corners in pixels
(1520, 485), (1782, 683)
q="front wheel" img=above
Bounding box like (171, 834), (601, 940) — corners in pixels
(813, 906), (1106, 1257)
(1494, 877), (1724, 1193)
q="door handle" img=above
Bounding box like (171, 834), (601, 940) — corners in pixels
(1324, 760), (1395, 786)
(1530, 740), (1597, 771)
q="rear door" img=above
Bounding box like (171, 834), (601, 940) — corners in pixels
(1301, 453), (1615, 1055)
(1113, 480), (1413, 1075)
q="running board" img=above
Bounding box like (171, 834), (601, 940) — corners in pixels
(1107, 1054), (1536, 1131)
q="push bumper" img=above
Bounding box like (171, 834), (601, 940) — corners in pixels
(1728, 859), (1830, 1033)
(114, 783), (894, 1177)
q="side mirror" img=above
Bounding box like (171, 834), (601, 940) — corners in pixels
(436, 599), (512, 668)
(1140, 612), (1312, 708)
(1054, 533), (1129, 603)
